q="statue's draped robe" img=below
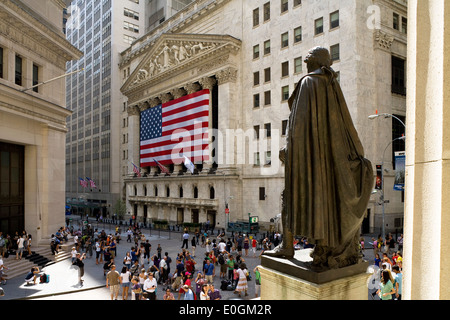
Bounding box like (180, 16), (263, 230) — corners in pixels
(285, 67), (373, 251)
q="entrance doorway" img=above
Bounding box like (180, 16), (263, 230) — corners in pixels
(191, 209), (199, 224)
(177, 208), (184, 225)
(207, 210), (216, 229)
(0, 142), (24, 236)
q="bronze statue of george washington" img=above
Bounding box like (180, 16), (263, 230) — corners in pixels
(264, 47), (374, 271)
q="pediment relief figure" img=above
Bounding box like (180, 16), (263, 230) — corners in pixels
(123, 34), (241, 92)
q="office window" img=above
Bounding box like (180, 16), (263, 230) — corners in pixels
(264, 2), (271, 21)
(15, 55), (22, 86)
(281, 0), (288, 13)
(265, 151), (272, 165)
(281, 61), (289, 77)
(253, 44), (260, 59)
(294, 26), (302, 43)
(282, 120), (288, 136)
(402, 17), (407, 34)
(0, 47), (3, 79)
(32, 64), (39, 93)
(123, 34), (136, 44)
(294, 0), (302, 6)
(282, 86), (290, 101)
(253, 8), (260, 27)
(330, 44), (340, 61)
(330, 11), (339, 29)
(294, 57), (303, 73)
(254, 125), (260, 140)
(393, 13), (399, 30)
(124, 8), (139, 20)
(123, 21), (139, 33)
(254, 153), (260, 166)
(253, 93), (260, 108)
(265, 123), (272, 137)
(392, 56), (406, 95)
(281, 32), (289, 48)
(259, 187), (266, 200)
(264, 91), (271, 106)
(264, 40), (271, 55)
(253, 71), (260, 86)
(264, 67), (271, 82)
(315, 17), (324, 35)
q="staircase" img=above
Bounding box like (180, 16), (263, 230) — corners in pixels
(1, 246), (71, 281)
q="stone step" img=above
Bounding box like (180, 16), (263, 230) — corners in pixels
(1, 246), (71, 281)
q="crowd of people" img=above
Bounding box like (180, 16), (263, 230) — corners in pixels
(367, 233), (403, 300)
(66, 223), (266, 300)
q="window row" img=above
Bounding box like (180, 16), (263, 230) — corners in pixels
(253, 0), (303, 27)
(132, 184), (216, 200)
(0, 47), (40, 93)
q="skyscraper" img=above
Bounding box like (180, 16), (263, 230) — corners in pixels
(65, 0), (194, 216)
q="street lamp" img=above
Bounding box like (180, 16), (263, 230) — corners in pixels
(369, 113), (406, 128)
(376, 136), (406, 242)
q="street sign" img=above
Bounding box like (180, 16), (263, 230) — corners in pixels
(250, 217), (258, 223)
(225, 208), (229, 214)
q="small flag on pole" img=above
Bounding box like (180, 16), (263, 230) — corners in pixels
(154, 158), (170, 175)
(183, 155), (195, 174)
(79, 177), (88, 188)
(86, 177), (97, 189)
(132, 162), (141, 177)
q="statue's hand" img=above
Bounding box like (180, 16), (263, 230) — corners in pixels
(279, 147), (286, 164)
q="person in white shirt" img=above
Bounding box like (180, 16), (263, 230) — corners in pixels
(71, 247), (78, 263)
(16, 236), (25, 260)
(218, 240), (227, 253)
(143, 272), (157, 300)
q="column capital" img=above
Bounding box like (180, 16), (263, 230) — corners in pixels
(184, 82), (201, 94)
(199, 77), (217, 91)
(216, 67), (238, 85)
(127, 105), (141, 116)
(149, 97), (162, 108)
(159, 92), (173, 104)
(171, 88), (187, 99)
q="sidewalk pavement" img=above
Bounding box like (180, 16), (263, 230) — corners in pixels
(0, 223), (263, 300)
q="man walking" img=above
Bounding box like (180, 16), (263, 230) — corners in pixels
(106, 264), (121, 300)
(181, 231), (189, 249)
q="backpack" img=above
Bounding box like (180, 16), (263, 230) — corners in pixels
(40, 273), (50, 283)
(218, 254), (225, 265)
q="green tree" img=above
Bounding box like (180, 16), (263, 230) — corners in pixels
(113, 199), (127, 220)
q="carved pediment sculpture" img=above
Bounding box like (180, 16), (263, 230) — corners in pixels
(122, 33), (241, 94)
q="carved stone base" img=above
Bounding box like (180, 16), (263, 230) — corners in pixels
(259, 264), (370, 300)
(261, 249), (369, 285)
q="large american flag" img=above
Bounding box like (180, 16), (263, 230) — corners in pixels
(140, 89), (210, 167)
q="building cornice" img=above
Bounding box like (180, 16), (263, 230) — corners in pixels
(0, 0), (83, 68)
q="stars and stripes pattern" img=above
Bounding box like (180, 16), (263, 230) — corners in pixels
(132, 162), (141, 177)
(86, 177), (97, 189)
(140, 89), (210, 167)
(79, 177), (88, 188)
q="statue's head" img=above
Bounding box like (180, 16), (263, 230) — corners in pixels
(304, 47), (332, 72)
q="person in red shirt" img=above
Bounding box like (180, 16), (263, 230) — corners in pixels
(251, 237), (258, 257)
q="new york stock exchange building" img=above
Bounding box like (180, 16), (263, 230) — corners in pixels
(119, 1), (290, 233)
(118, 0), (406, 235)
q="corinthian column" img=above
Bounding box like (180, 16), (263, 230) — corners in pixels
(127, 105), (141, 173)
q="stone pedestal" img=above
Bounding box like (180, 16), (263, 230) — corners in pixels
(260, 249), (370, 300)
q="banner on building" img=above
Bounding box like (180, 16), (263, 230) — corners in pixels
(394, 151), (405, 191)
(375, 165), (382, 190)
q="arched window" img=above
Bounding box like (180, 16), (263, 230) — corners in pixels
(209, 186), (215, 199)
(134, 185), (137, 196)
(144, 185), (147, 196)
(154, 185), (158, 197)
(193, 186), (198, 199)
(166, 186), (170, 197)
(179, 186), (183, 198)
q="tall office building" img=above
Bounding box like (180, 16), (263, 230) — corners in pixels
(65, 0), (194, 216)
(119, 0), (407, 233)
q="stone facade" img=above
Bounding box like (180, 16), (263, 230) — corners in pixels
(0, 0), (82, 244)
(119, 0), (407, 233)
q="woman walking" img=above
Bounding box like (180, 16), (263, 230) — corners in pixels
(234, 263), (248, 297)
